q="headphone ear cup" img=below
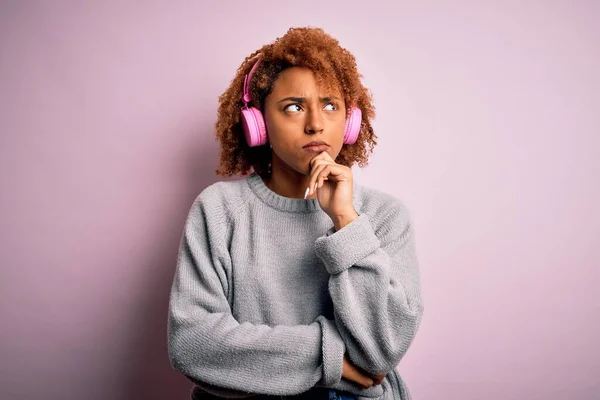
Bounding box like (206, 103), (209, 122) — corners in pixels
(241, 107), (268, 147)
(343, 107), (362, 144)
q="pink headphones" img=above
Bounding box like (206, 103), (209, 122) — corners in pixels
(240, 58), (362, 147)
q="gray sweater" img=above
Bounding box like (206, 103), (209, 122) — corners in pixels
(167, 173), (424, 400)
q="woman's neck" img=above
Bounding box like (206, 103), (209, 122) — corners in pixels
(261, 157), (316, 199)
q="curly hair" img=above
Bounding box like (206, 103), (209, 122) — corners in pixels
(215, 26), (378, 177)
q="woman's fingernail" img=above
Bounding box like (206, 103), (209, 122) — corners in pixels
(304, 187), (310, 199)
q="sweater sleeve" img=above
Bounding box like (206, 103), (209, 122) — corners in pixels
(314, 203), (424, 375)
(167, 196), (345, 396)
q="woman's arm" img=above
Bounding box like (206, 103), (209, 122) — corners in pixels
(314, 202), (424, 375)
(167, 197), (345, 396)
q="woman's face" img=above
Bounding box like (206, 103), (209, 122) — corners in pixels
(263, 67), (346, 176)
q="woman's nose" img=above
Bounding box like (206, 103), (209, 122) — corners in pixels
(304, 108), (324, 134)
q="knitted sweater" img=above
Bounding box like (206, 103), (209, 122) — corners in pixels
(167, 172), (424, 400)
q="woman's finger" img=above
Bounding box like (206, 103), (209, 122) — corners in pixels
(315, 165), (333, 192)
(350, 368), (374, 389)
(308, 163), (329, 195)
(365, 372), (385, 386)
(307, 158), (335, 189)
(317, 175), (329, 189)
(309, 159), (336, 174)
(308, 151), (331, 169)
(342, 354), (375, 389)
(357, 375), (374, 389)
(317, 150), (336, 163)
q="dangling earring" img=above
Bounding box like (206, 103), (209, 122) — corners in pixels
(268, 143), (273, 174)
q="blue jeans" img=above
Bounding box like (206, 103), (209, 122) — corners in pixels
(328, 389), (358, 400)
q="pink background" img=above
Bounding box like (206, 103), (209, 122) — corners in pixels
(1, 1), (598, 399)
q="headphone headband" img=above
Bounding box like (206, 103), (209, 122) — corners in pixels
(242, 58), (261, 105)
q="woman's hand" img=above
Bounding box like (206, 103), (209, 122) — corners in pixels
(306, 151), (358, 230)
(342, 354), (386, 389)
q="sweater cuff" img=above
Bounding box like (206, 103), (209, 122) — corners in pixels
(316, 316), (345, 386)
(314, 214), (380, 275)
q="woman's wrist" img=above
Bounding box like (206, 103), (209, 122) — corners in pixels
(332, 210), (359, 231)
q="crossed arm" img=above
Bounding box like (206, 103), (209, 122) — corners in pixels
(167, 200), (423, 396)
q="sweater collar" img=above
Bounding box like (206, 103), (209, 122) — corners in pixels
(246, 172), (361, 214)
(246, 173), (322, 213)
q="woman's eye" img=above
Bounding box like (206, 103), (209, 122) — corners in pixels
(284, 104), (302, 112)
(323, 103), (336, 111)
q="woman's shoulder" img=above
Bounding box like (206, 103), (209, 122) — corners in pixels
(196, 177), (249, 200)
(189, 177), (253, 219)
(354, 181), (413, 227)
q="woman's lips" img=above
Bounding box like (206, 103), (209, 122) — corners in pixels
(302, 144), (329, 153)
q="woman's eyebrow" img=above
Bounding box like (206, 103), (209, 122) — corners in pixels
(277, 96), (341, 104)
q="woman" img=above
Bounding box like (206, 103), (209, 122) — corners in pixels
(167, 27), (424, 400)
